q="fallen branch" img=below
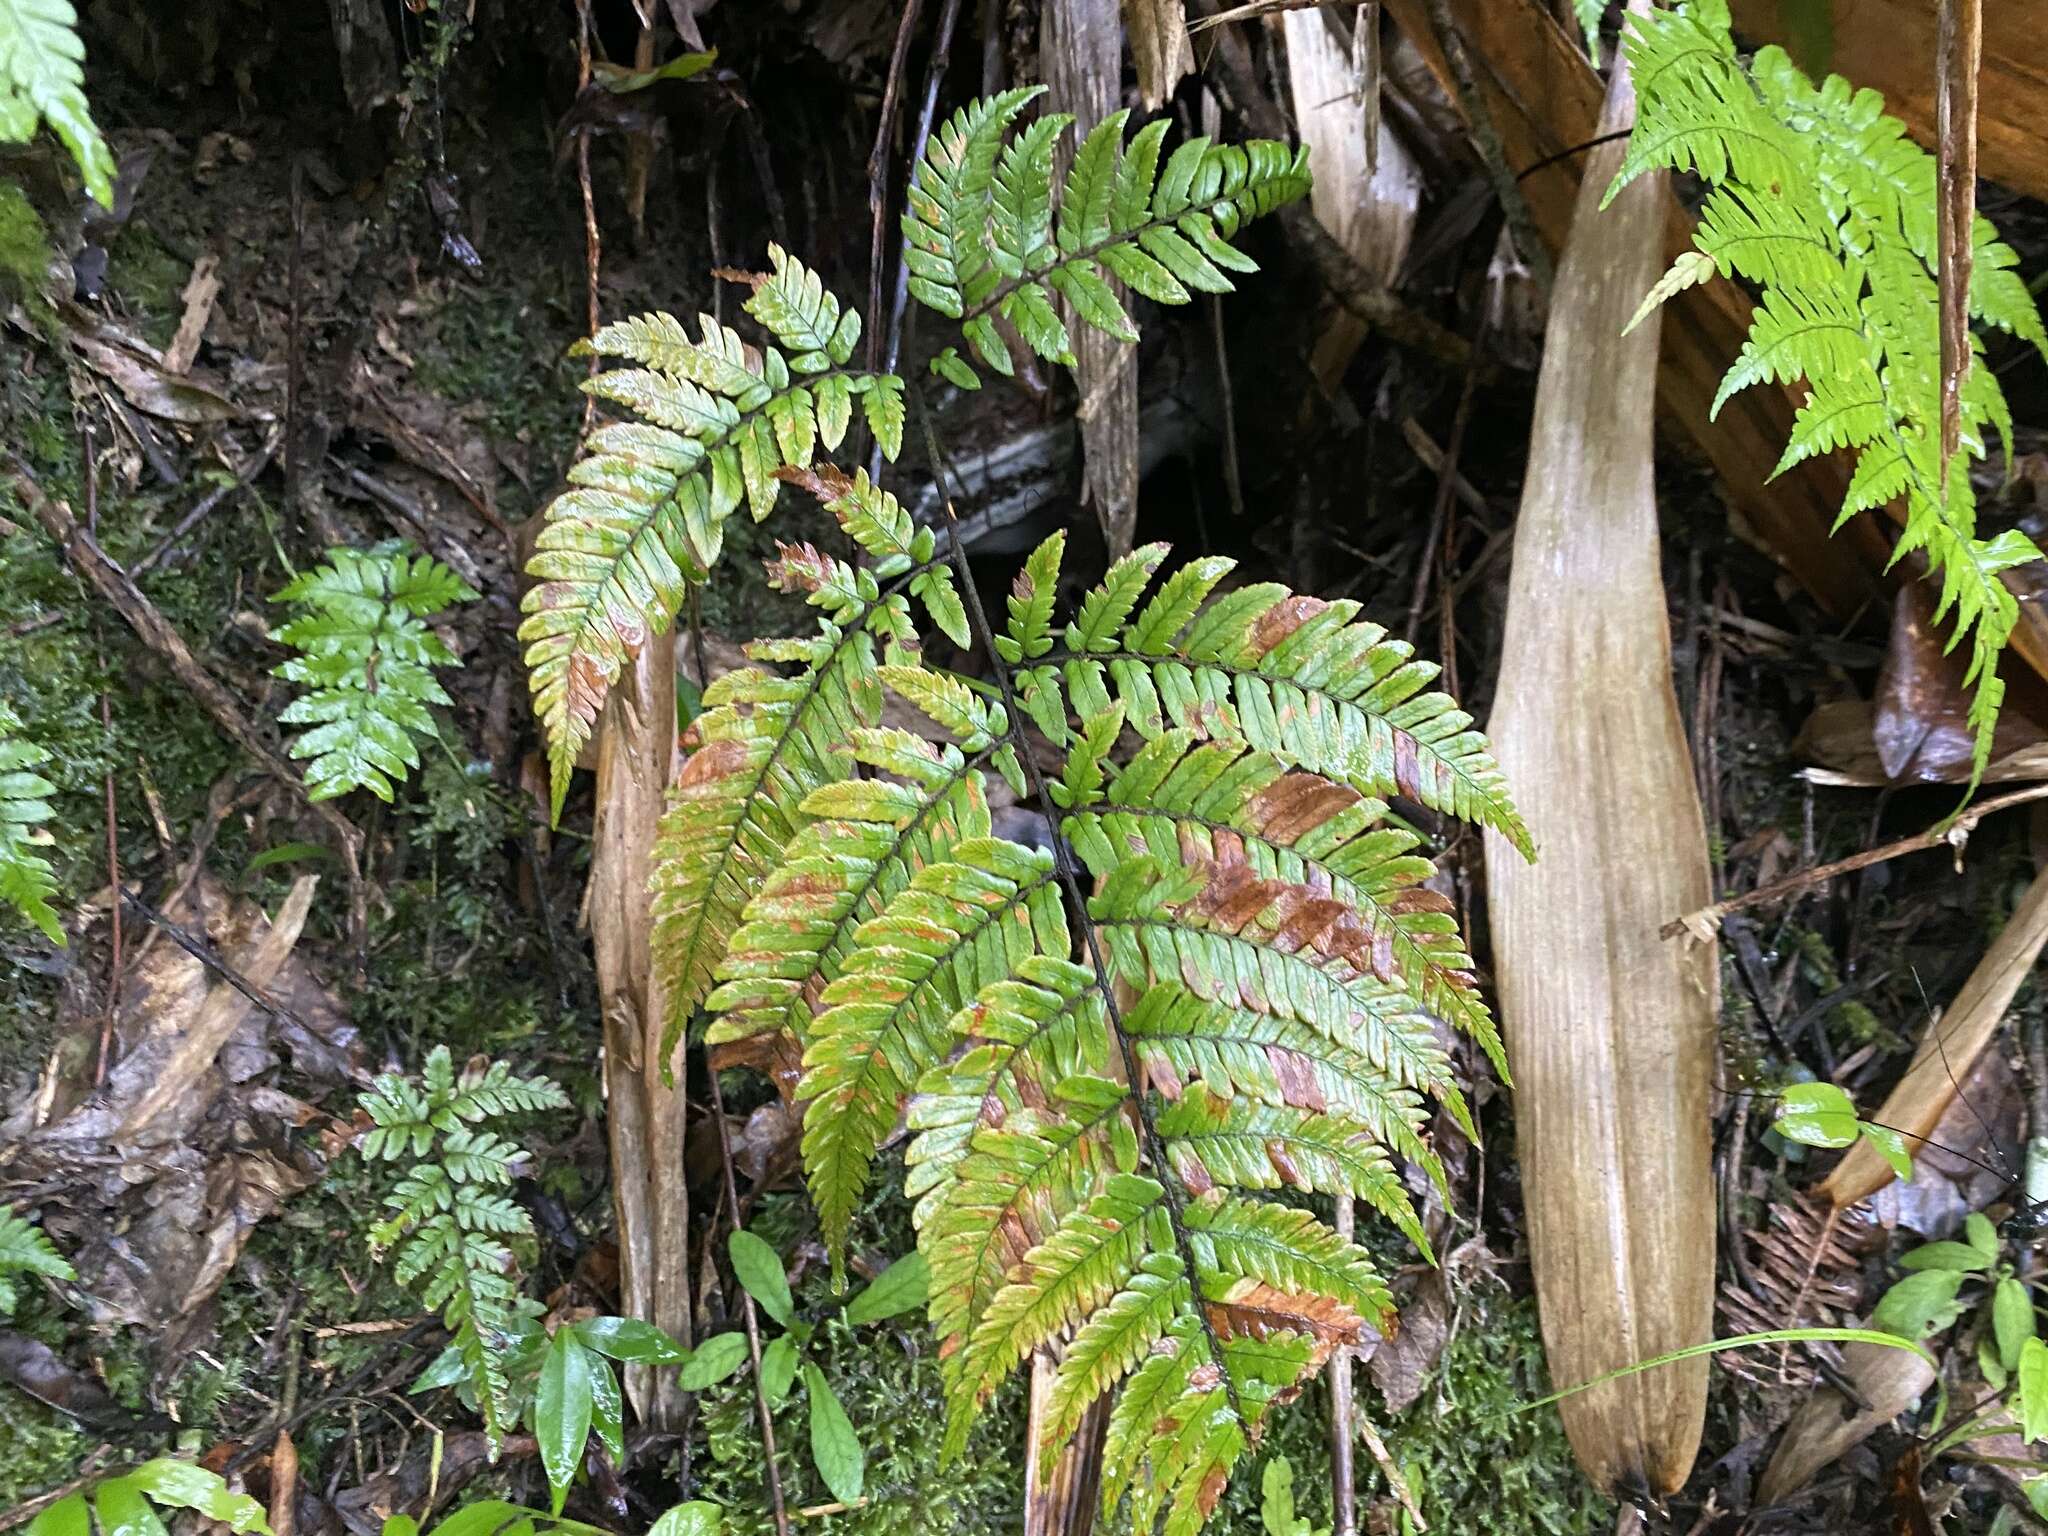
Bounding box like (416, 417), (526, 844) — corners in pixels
(10, 461), (368, 969)
(1661, 781), (2048, 941)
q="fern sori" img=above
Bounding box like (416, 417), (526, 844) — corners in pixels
(0, 704), (61, 943)
(901, 86), (1311, 388)
(0, 1203), (72, 1314)
(1613, 0), (2048, 778)
(696, 527), (1522, 1531)
(521, 248), (907, 817)
(0, 0), (114, 205)
(270, 546), (476, 802)
(356, 1045), (569, 1449)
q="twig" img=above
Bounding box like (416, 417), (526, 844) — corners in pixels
(1935, 0), (1982, 483)
(1329, 1199), (1357, 1536)
(11, 462), (369, 970)
(115, 886), (324, 1040)
(576, 0), (601, 431)
(131, 428), (284, 578)
(882, 0), (966, 384)
(865, 0), (928, 376)
(1209, 295), (1245, 523)
(286, 162), (304, 517)
(1188, 0), (1364, 30)
(0, 1449), (117, 1532)
(1356, 1414), (1426, 1531)
(1403, 319), (1486, 644)
(81, 429), (121, 1090)
(706, 1053), (791, 1536)
(1662, 781), (2048, 941)
(1417, 0), (1553, 296)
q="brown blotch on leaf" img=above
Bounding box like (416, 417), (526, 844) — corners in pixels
(1249, 594), (1330, 658)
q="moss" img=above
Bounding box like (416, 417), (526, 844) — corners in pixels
(0, 180), (54, 322)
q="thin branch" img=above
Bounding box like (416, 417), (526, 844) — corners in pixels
(1417, 0), (1553, 295)
(575, 0), (601, 433)
(866, 0), (928, 377)
(706, 1058), (792, 1536)
(1662, 781), (2048, 940)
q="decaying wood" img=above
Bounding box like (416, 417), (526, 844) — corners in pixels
(1481, 18), (1716, 1496)
(1044, 0), (1140, 559)
(1280, 7), (1421, 395)
(1817, 862), (2048, 1209)
(1381, 0), (1888, 620)
(587, 633), (691, 1424)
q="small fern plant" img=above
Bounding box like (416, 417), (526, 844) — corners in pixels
(528, 94), (1506, 1530)
(1613, 0), (2048, 779)
(356, 1045), (571, 1448)
(0, 703), (62, 943)
(0, 1203), (71, 1315)
(270, 545), (477, 802)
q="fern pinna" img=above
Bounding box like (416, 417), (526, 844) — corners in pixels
(527, 95), (1513, 1530)
(1613, 0), (2048, 779)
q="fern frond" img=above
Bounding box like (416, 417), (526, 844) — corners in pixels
(354, 1050), (561, 1453)
(520, 249), (899, 818)
(270, 548), (476, 803)
(1614, 0), (2048, 778)
(0, 712), (61, 944)
(904, 95), (1310, 386)
(0, 1203), (72, 1315)
(1065, 727), (1501, 1069)
(0, 0), (113, 204)
(1156, 1083), (1423, 1251)
(1038, 1251), (1189, 1468)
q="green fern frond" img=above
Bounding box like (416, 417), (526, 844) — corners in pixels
(0, 0), (112, 204)
(904, 93), (1310, 387)
(650, 618), (881, 1050)
(1613, 0), (2048, 779)
(521, 248), (901, 819)
(681, 528), (1511, 1525)
(0, 1203), (72, 1315)
(0, 708), (62, 944)
(270, 547), (476, 803)
(354, 1049), (563, 1451)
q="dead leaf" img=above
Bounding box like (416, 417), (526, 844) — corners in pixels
(1481, 14), (1716, 1496)
(1368, 1271), (1448, 1411)
(69, 331), (242, 425)
(1123, 0), (1194, 108)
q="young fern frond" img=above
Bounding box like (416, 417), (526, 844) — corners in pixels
(0, 1203), (72, 1315)
(902, 87), (1312, 388)
(521, 248), (907, 817)
(271, 547), (476, 803)
(0, 705), (62, 944)
(356, 1047), (568, 1450)
(1613, 0), (2048, 779)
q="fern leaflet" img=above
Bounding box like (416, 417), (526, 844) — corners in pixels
(271, 546), (476, 802)
(0, 704), (61, 943)
(0, 0), (113, 205)
(0, 1203), (72, 1315)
